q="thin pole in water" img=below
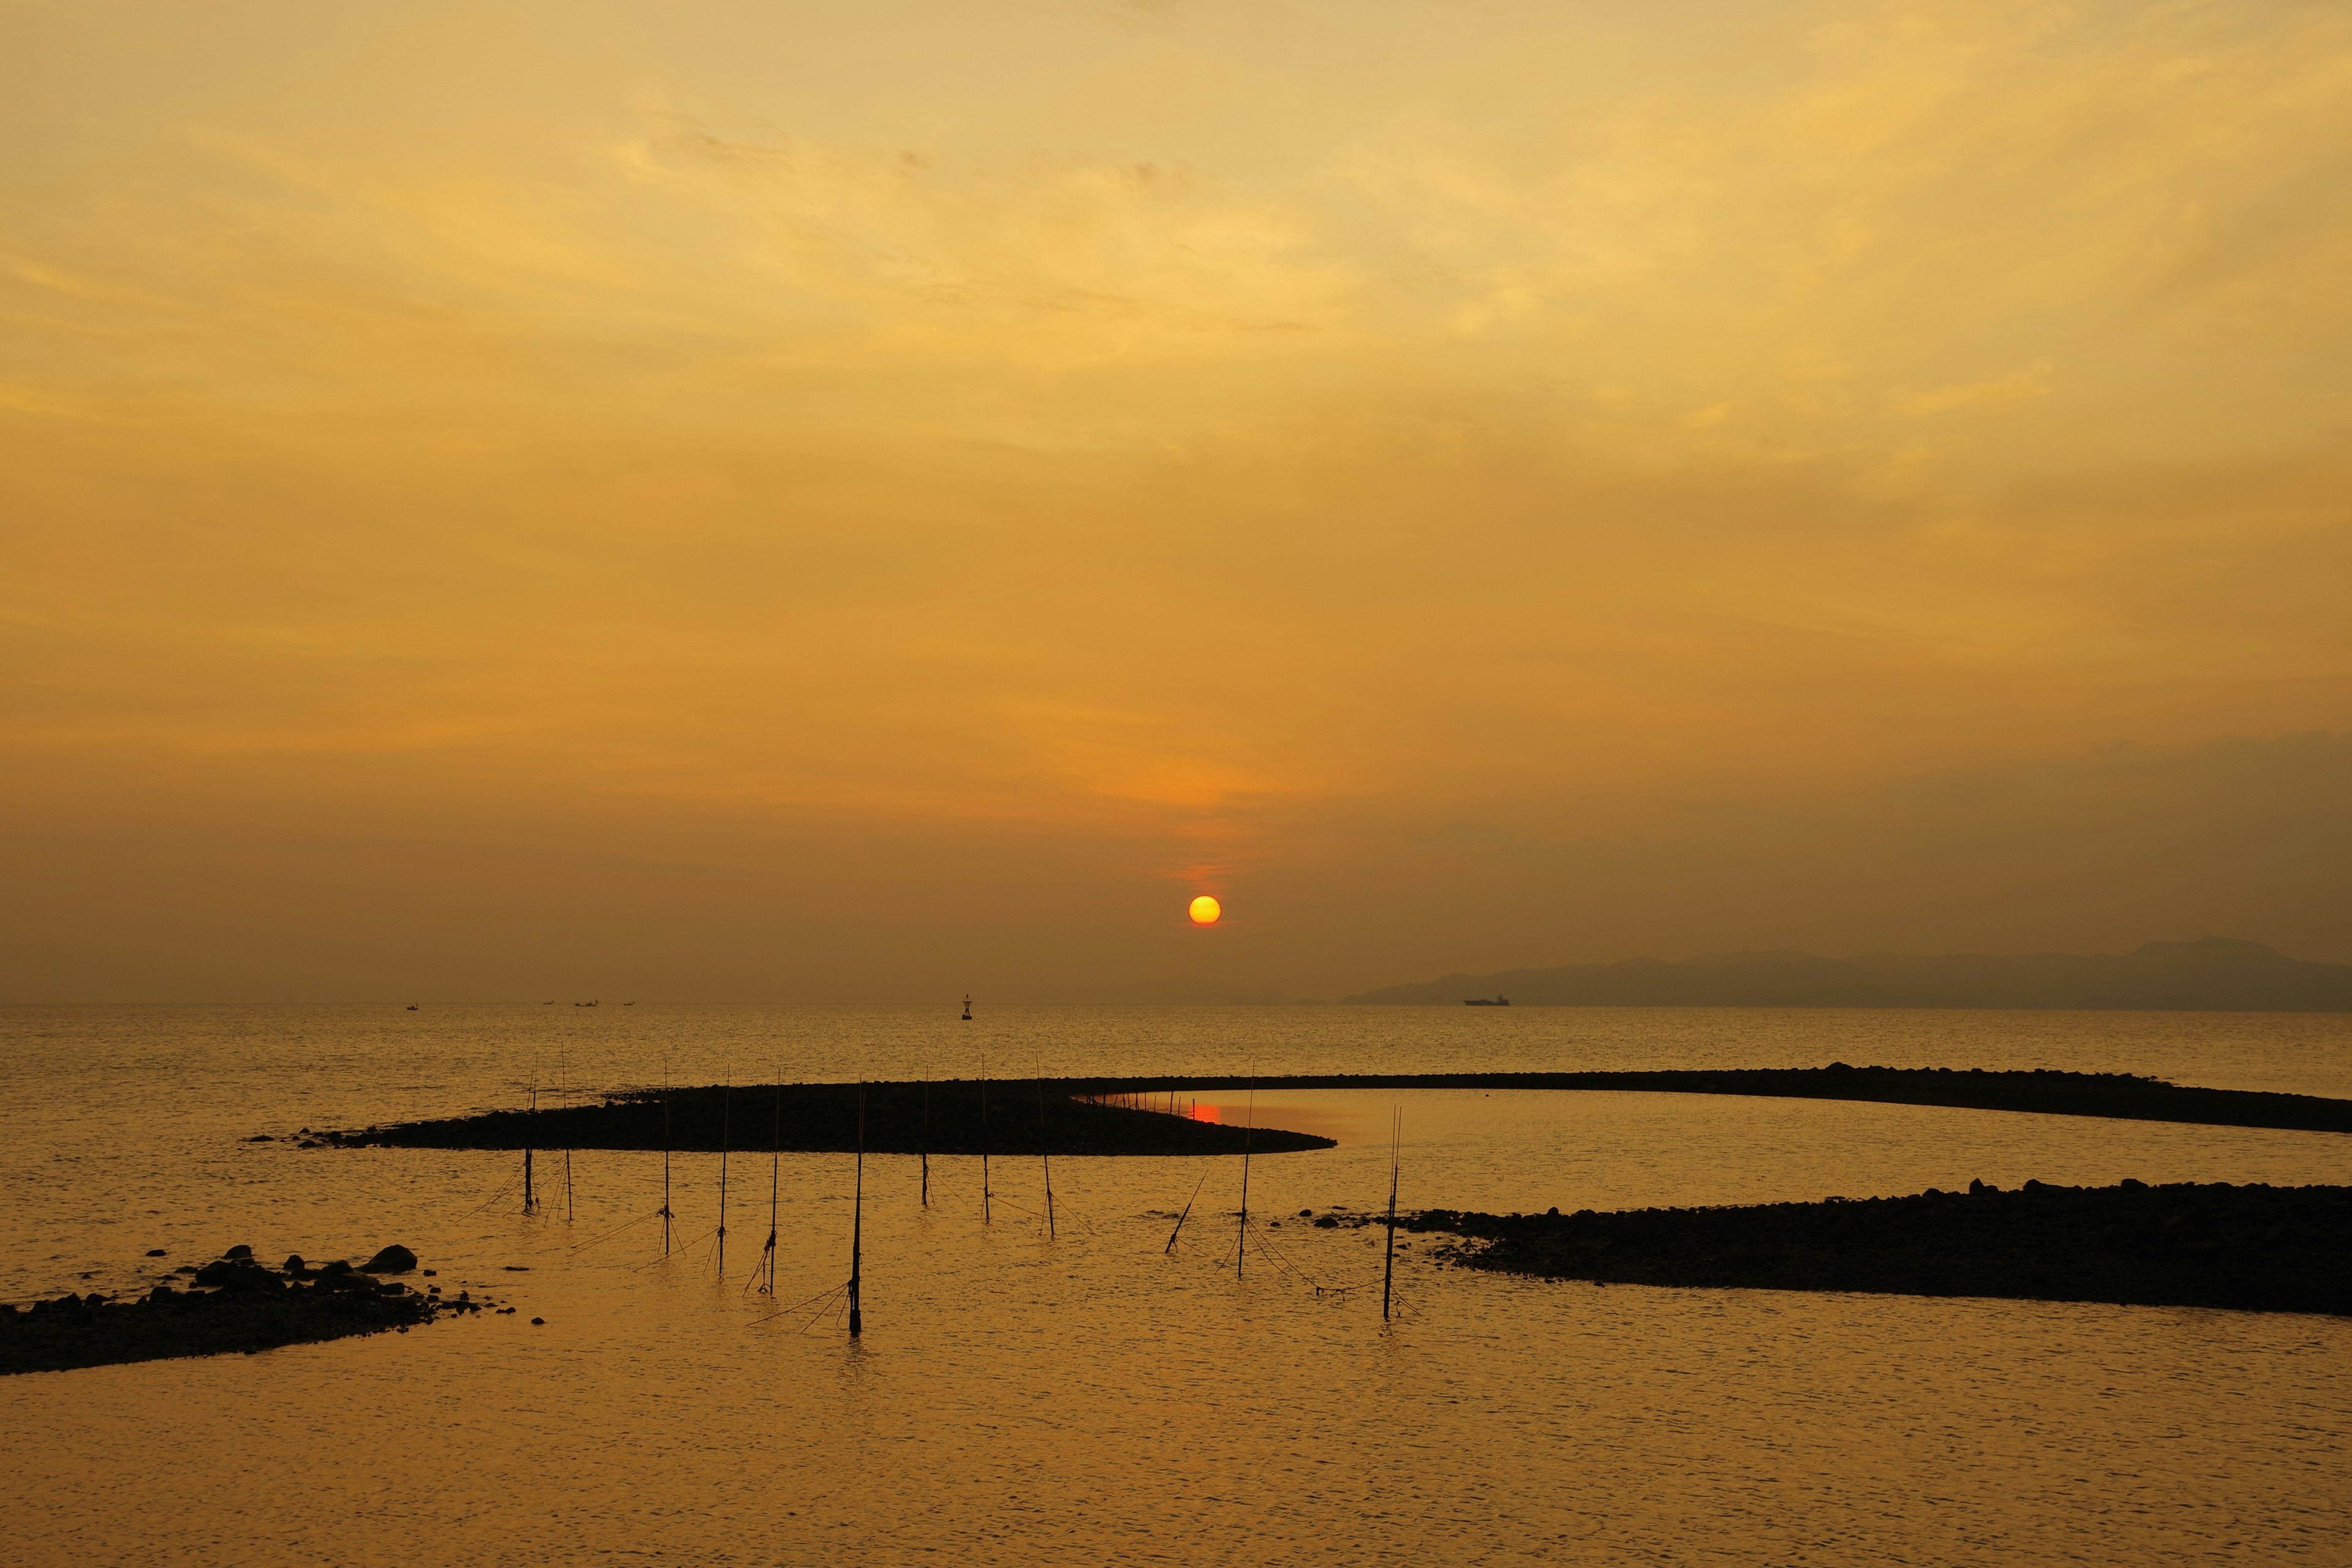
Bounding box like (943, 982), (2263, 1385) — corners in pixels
(761, 1079), (781, 1294)
(979, 1052), (992, 1224)
(523, 1078), (538, 1215)
(1036, 1066), (1055, 1239)
(1382, 1107), (1401, 1323)
(920, 1076), (930, 1210)
(659, 1059), (673, 1257)
(562, 1051), (575, 1223)
(1165, 1172), (1207, 1253)
(1236, 1085), (1254, 1280)
(848, 1085), (865, 1336)
(717, 1080), (732, 1280)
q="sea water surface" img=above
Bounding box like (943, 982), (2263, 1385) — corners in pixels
(3, 1004), (2348, 1565)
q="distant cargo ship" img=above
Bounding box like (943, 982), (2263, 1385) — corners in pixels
(1463, 995), (1510, 1006)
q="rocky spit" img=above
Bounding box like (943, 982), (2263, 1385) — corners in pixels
(2, 1245), (503, 1376)
(330, 1081), (1334, 1156)
(311, 1068), (2352, 1155)
(1346, 1181), (2352, 1317)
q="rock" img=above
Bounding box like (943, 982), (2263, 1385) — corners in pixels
(282, 1254), (307, 1275)
(421, 1268), (436, 1277)
(361, 1245), (418, 1274)
(224, 1245), (253, 1261)
(530, 1317), (545, 1325)
(246, 1134), (274, 1142)
(145, 1248), (167, 1257)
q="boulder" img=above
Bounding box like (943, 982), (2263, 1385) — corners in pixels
(361, 1245), (418, 1274)
(224, 1245), (253, 1261)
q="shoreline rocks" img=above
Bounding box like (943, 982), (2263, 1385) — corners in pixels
(2, 1245), (496, 1376)
(1373, 1182), (2352, 1316)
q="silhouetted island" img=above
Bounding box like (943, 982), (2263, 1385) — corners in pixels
(1, 1245), (488, 1376)
(1370, 1182), (2352, 1316)
(332, 1081), (1336, 1155)
(1346, 937), (2352, 1010)
(313, 1065), (2352, 1152)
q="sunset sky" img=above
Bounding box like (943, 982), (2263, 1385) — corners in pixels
(4, 0), (2348, 1000)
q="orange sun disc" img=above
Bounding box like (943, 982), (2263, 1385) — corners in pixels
(1188, 895), (1221, 925)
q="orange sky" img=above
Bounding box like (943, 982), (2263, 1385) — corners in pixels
(4, 1), (2348, 999)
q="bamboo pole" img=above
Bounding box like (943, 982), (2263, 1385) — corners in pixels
(762, 1080), (781, 1294)
(561, 1050), (574, 1223)
(522, 1079), (538, 1215)
(1236, 1086), (1254, 1280)
(717, 1081), (732, 1280)
(1382, 1107), (1401, 1322)
(848, 1085), (865, 1337)
(1164, 1172), (1207, 1253)
(1037, 1069), (1055, 1239)
(659, 1060), (673, 1257)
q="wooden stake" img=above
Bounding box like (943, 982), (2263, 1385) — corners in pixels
(561, 1050), (574, 1223)
(1236, 1086), (1254, 1280)
(717, 1081), (732, 1280)
(1382, 1107), (1401, 1323)
(762, 1080), (781, 1294)
(660, 1061), (673, 1257)
(522, 1079), (538, 1215)
(1164, 1172), (1207, 1253)
(1037, 1069), (1055, 1239)
(848, 1085), (865, 1336)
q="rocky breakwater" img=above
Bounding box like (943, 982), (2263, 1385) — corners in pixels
(2, 1243), (497, 1375)
(1338, 1182), (2352, 1317)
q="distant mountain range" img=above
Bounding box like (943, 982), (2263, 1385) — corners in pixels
(1343, 938), (2352, 1011)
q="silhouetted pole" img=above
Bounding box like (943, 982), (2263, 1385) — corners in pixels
(523, 1080), (538, 1215)
(920, 1077), (930, 1209)
(660, 1062), (674, 1257)
(848, 1085), (865, 1337)
(717, 1081), (732, 1280)
(980, 1055), (992, 1224)
(761, 1080), (781, 1294)
(561, 1052), (575, 1223)
(1165, 1172), (1207, 1253)
(1037, 1070), (1056, 1239)
(1236, 1087), (1254, 1280)
(1382, 1107), (1401, 1322)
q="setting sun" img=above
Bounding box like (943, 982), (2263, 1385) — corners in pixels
(1188, 895), (1221, 926)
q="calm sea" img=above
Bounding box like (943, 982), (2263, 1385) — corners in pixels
(4, 1004), (2348, 1564)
